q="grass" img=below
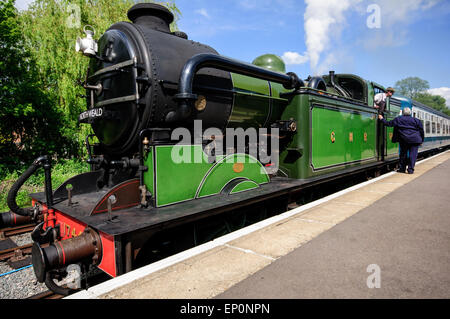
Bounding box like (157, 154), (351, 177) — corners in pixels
(0, 159), (89, 212)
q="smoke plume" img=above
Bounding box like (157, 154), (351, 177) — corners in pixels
(303, 0), (360, 74)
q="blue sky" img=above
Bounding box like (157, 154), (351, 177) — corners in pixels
(15, 0), (450, 107)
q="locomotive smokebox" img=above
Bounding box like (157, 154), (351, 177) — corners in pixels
(82, 3), (233, 157)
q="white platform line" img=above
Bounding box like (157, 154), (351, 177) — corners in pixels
(224, 244), (277, 261)
(66, 150), (448, 299)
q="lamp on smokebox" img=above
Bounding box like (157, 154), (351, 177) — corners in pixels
(75, 25), (98, 57)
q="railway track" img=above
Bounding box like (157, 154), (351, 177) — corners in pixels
(0, 221), (36, 267)
(0, 218), (110, 299)
(0, 242), (32, 262)
(27, 290), (64, 299)
(0, 224), (35, 239)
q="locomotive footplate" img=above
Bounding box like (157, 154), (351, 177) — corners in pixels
(29, 157), (397, 280)
(31, 177), (304, 238)
(30, 176), (304, 279)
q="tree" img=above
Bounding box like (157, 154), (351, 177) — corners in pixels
(19, 0), (180, 157)
(415, 92), (450, 116)
(394, 77), (430, 99)
(0, 0), (76, 172)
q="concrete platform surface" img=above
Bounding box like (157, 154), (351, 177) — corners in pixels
(218, 154), (450, 299)
(68, 151), (450, 299)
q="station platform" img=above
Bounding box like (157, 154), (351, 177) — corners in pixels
(68, 150), (450, 299)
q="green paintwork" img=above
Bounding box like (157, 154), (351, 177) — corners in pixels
(143, 145), (269, 207)
(228, 73), (270, 128)
(228, 73), (289, 129)
(197, 153), (269, 198)
(252, 54), (286, 73)
(278, 87), (381, 180)
(143, 71), (400, 208)
(153, 145), (210, 206)
(311, 106), (376, 169)
(230, 180), (260, 194)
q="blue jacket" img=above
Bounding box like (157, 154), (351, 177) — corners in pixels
(381, 115), (424, 144)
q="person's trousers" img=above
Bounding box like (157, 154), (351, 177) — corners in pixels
(399, 142), (420, 173)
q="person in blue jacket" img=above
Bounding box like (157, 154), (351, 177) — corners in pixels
(378, 107), (424, 174)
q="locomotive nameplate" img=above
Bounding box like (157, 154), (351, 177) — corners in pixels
(79, 108), (103, 123)
(78, 107), (119, 123)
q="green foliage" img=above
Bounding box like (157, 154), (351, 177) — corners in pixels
(19, 0), (180, 159)
(0, 158), (89, 211)
(415, 92), (450, 116)
(1, 0), (180, 170)
(1, 0), (181, 208)
(394, 77), (430, 99)
(1, 0), (77, 170)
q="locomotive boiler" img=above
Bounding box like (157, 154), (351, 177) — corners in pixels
(78, 3), (302, 158)
(9, 3), (449, 295)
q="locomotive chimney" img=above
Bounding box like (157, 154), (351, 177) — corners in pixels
(127, 3), (174, 33)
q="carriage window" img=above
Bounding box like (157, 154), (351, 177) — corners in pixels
(426, 121), (430, 134)
(432, 122), (436, 134)
(437, 123), (440, 134)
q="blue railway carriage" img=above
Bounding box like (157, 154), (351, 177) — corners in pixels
(391, 96), (450, 151)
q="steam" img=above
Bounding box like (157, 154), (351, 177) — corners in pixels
(303, 0), (360, 74)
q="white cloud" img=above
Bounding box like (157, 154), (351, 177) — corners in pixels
(363, 0), (442, 49)
(303, 0), (361, 74)
(428, 87), (450, 108)
(372, 0), (440, 25)
(195, 8), (210, 19)
(281, 51), (309, 65)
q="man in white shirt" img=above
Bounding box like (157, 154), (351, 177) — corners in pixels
(374, 87), (395, 114)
